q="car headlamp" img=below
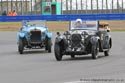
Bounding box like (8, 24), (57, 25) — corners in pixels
(41, 32), (45, 36)
(82, 31), (89, 38)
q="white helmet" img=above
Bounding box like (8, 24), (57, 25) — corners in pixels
(76, 18), (82, 24)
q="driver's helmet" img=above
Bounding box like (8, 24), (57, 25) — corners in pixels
(76, 19), (82, 24)
(75, 18), (83, 28)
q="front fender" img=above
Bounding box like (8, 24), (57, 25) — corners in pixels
(55, 35), (63, 44)
(18, 32), (25, 38)
(55, 35), (67, 52)
(46, 33), (52, 39)
(90, 36), (100, 45)
(17, 32), (25, 45)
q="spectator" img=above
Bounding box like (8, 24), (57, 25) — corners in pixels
(2, 10), (7, 16)
(7, 10), (13, 16)
(12, 10), (17, 16)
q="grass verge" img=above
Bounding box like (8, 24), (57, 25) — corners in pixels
(0, 21), (125, 32)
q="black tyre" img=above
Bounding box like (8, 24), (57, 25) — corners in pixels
(91, 42), (99, 59)
(54, 44), (62, 61)
(48, 39), (52, 53)
(104, 44), (110, 56)
(45, 39), (48, 51)
(104, 51), (109, 56)
(71, 55), (75, 59)
(45, 38), (52, 53)
(18, 39), (24, 54)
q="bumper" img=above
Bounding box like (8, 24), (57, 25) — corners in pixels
(65, 50), (87, 55)
(30, 42), (42, 44)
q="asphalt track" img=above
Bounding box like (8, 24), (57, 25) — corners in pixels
(0, 32), (125, 83)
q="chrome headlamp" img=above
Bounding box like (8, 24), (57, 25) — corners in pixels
(82, 31), (89, 38)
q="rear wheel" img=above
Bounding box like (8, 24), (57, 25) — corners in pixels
(104, 44), (110, 56)
(71, 55), (75, 59)
(54, 44), (62, 61)
(18, 39), (24, 54)
(48, 39), (52, 53)
(91, 42), (99, 59)
(104, 51), (109, 56)
(45, 38), (52, 53)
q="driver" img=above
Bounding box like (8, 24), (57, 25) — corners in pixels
(75, 18), (83, 28)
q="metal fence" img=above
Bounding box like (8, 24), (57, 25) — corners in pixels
(0, 0), (125, 15)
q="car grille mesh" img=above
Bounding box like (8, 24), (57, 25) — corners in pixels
(30, 30), (41, 44)
(71, 34), (82, 47)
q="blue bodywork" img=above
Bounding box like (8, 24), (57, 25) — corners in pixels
(17, 20), (52, 50)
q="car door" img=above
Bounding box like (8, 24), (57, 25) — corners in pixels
(98, 26), (110, 50)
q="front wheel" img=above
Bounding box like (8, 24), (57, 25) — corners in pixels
(18, 39), (24, 54)
(91, 42), (99, 59)
(54, 44), (63, 61)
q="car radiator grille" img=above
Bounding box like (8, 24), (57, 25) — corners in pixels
(71, 34), (82, 47)
(30, 30), (41, 44)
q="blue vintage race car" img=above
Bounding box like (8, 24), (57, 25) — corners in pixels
(17, 20), (52, 54)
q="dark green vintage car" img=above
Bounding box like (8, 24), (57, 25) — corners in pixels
(54, 20), (112, 61)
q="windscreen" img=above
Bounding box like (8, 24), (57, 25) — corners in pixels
(23, 20), (46, 27)
(70, 21), (98, 30)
